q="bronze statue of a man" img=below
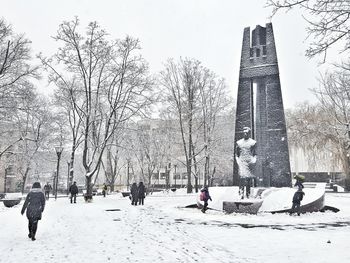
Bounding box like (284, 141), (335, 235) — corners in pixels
(235, 127), (257, 198)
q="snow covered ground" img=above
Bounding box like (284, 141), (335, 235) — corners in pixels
(1, 189), (350, 263)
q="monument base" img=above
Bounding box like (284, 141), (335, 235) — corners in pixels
(197, 185), (328, 214)
(223, 200), (263, 214)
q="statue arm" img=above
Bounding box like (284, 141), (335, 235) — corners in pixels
(236, 143), (241, 158)
(251, 143), (257, 157)
(251, 143), (257, 164)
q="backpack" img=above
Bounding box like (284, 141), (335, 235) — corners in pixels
(199, 191), (206, 201)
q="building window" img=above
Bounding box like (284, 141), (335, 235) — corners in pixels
(256, 48), (260, 57)
(262, 45), (267, 56)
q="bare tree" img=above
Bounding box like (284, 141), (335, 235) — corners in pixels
(12, 91), (54, 193)
(40, 18), (153, 198)
(315, 67), (350, 189)
(0, 18), (39, 157)
(286, 65), (350, 189)
(266, 0), (350, 61)
(160, 58), (205, 193)
(197, 71), (230, 187)
(101, 128), (128, 192)
(46, 78), (84, 190)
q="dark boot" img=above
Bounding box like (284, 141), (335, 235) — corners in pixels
(31, 221), (38, 241)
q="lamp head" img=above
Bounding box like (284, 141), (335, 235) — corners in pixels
(55, 146), (63, 156)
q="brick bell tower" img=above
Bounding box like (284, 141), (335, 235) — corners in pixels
(233, 23), (291, 187)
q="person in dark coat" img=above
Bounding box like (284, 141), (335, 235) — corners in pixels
(290, 187), (305, 216)
(138, 182), (145, 205)
(43, 182), (52, 200)
(69, 181), (79, 203)
(130, 183), (138, 206)
(102, 184), (108, 197)
(200, 186), (212, 213)
(21, 182), (46, 241)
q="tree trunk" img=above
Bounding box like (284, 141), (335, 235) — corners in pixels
(21, 166), (30, 194)
(68, 144), (75, 189)
(192, 145), (199, 192)
(86, 175), (93, 197)
(342, 149), (350, 191)
(187, 100), (193, 193)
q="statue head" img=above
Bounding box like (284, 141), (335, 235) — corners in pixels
(243, 127), (251, 139)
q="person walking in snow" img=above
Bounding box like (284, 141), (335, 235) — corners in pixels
(290, 186), (305, 216)
(69, 181), (79, 203)
(21, 182), (46, 241)
(43, 182), (52, 200)
(130, 183), (138, 206)
(138, 181), (146, 205)
(200, 186), (212, 213)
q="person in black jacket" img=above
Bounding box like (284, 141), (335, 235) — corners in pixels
(102, 184), (108, 197)
(290, 187), (305, 216)
(69, 181), (79, 203)
(21, 182), (46, 241)
(138, 182), (146, 205)
(130, 183), (138, 206)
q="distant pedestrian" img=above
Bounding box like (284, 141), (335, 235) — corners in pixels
(43, 182), (52, 200)
(21, 182), (45, 241)
(290, 187), (305, 216)
(102, 184), (108, 197)
(130, 183), (138, 206)
(200, 186), (212, 213)
(69, 181), (79, 203)
(138, 182), (145, 205)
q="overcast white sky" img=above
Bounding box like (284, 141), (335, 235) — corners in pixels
(2, 0), (335, 109)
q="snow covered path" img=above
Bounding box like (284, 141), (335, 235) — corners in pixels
(1, 192), (350, 263)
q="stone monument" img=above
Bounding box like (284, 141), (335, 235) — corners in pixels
(233, 23), (291, 188)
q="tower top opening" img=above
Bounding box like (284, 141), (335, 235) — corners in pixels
(252, 25), (266, 47)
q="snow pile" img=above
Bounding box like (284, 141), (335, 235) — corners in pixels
(0, 192), (350, 262)
(3, 192), (23, 200)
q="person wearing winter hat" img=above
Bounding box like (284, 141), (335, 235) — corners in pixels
(21, 182), (46, 241)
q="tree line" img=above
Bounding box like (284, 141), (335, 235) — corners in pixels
(0, 17), (233, 195)
(2, 2), (350, 194)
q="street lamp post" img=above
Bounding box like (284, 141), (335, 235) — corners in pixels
(174, 164), (177, 189)
(67, 162), (70, 196)
(54, 146), (63, 200)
